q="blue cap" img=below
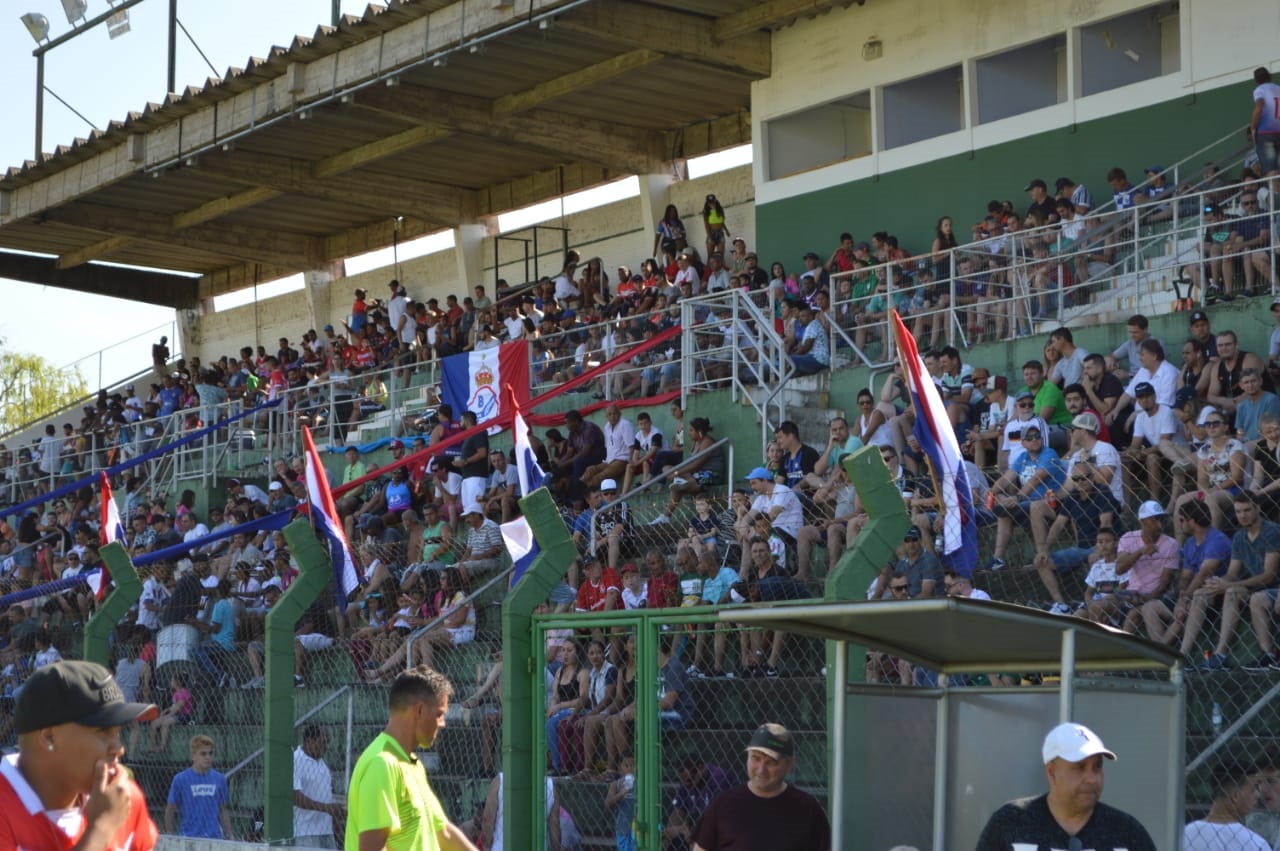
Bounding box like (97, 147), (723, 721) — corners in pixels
(745, 466), (773, 481)
(1144, 165), (1165, 174)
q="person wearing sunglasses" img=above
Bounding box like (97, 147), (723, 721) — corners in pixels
(1031, 412), (1122, 614)
(999, 391), (1049, 470)
(975, 722), (1156, 851)
(988, 425), (1065, 571)
(1171, 409), (1247, 540)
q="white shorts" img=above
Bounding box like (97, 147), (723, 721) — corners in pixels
(297, 634), (335, 652)
(460, 477), (486, 513)
(447, 625), (476, 645)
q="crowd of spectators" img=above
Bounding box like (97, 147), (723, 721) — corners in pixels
(0, 136), (1278, 845)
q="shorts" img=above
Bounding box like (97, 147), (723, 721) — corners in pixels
(691, 469), (714, 487)
(549, 583), (577, 606)
(707, 227), (726, 245)
(461, 477), (486, 513)
(297, 633), (335, 652)
(1049, 547), (1092, 573)
(447, 625), (476, 645)
(441, 473), (462, 496)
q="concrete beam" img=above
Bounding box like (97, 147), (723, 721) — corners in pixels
(556, 2), (771, 77)
(192, 151), (476, 225)
(0, 250), (197, 309)
(46, 204), (322, 270)
(492, 49), (664, 116)
(714, 0), (851, 40)
(353, 85), (665, 176)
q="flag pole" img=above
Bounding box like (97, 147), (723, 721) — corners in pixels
(891, 310), (949, 545)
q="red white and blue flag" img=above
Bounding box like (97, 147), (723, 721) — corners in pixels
(501, 385), (546, 587)
(890, 311), (977, 577)
(89, 472), (127, 601)
(440, 340), (530, 429)
(303, 425), (362, 610)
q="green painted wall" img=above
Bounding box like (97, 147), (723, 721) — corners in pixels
(757, 83), (1245, 263)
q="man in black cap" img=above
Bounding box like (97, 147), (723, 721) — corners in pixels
(1188, 309), (1219, 359)
(692, 722), (830, 851)
(1024, 178), (1059, 225)
(0, 660), (159, 849)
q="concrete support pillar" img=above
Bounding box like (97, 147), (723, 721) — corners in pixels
(454, 223), (489, 291)
(304, 259), (346, 331)
(638, 173), (676, 261)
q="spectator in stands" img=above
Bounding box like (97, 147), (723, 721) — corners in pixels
(1023, 360), (1070, 431)
(1141, 500), (1231, 648)
(482, 451), (519, 523)
(1233, 368), (1280, 444)
(575, 557), (621, 616)
(700, 195), (730, 263)
(738, 467), (804, 572)
(1172, 407), (1248, 536)
(880, 528), (942, 598)
(584, 405), (634, 490)
(191, 579), (236, 685)
(1111, 500), (1178, 623)
(645, 548), (681, 610)
(789, 302), (830, 376)
(1253, 414), (1280, 518)
(1031, 432), (1122, 614)
(1075, 527), (1126, 624)
(454, 411), (490, 513)
(654, 417), (721, 524)
(1024, 178), (1059, 225)
(454, 508), (504, 584)
(1048, 328), (1088, 388)
(166, 734), (234, 839)
(988, 424), (1065, 570)
(1124, 382), (1186, 506)
(1210, 330), (1272, 417)
(555, 411), (605, 502)
(593, 480), (633, 572)
(622, 411), (663, 494)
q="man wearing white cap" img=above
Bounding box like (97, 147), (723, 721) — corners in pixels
(1114, 501), (1178, 614)
(693, 723), (830, 851)
(975, 722), (1156, 850)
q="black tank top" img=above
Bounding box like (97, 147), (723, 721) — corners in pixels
(556, 666), (581, 703)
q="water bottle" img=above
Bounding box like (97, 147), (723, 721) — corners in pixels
(1211, 701), (1223, 735)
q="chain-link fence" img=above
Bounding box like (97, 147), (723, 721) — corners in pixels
(529, 609), (830, 851)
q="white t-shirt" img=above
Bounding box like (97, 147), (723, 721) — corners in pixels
(1083, 559), (1125, 596)
(1125, 360), (1179, 407)
(604, 418), (636, 464)
(554, 274), (581, 302)
(1002, 415), (1049, 465)
(292, 746), (335, 837)
(1067, 441), (1123, 503)
(751, 484), (804, 538)
(1183, 819), (1270, 851)
(1133, 405), (1185, 447)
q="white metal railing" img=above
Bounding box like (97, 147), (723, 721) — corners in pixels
(824, 171), (1277, 358)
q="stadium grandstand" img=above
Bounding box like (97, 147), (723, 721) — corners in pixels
(0, 0), (1279, 847)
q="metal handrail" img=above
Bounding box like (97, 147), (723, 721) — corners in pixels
(225, 684), (354, 781)
(405, 563), (515, 669)
(589, 436), (732, 541)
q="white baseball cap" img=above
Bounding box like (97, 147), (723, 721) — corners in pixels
(1137, 500), (1167, 521)
(1042, 722), (1116, 764)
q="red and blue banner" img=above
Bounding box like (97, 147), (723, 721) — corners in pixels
(890, 310), (977, 577)
(303, 425), (362, 610)
(89, 472), (127, 601)
(502, 384), (546, 587)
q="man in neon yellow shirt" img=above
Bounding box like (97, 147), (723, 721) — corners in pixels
(346, 665), (477, 851)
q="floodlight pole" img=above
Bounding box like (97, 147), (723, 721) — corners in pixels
(167, 0), (177, 95)
(332, 0), (341, 26)
(31, 0), (158, 158)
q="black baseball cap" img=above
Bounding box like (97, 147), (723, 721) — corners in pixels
(1134, 382), (1156, 397)
(746, 723), (794, 760)
(14, 660), (158, 734)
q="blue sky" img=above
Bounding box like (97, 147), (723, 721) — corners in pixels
(0, 1), (368, 386)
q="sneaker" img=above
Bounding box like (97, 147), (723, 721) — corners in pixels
(1244, 653), (1279, 672)
(763, 665), (779, 678)
(987, 557), (1007, 571)
(685, 665), (706, 679)
(1048, 602), (1072, 616)
(648, 513), (670, 526)
(1201, 653), (1232, 672)
(294, 675), (306, 687)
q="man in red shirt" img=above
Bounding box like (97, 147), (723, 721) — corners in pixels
(645, 548), (682, 609)
(575, 557), (621, 613)
(0, 660), (159, 851)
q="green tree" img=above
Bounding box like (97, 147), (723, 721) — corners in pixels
(0, 345), (89, 435)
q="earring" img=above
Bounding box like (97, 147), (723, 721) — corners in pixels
(47, 743), (54, 752)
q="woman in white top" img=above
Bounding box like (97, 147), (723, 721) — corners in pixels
(1173, 410), (1247, 538)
